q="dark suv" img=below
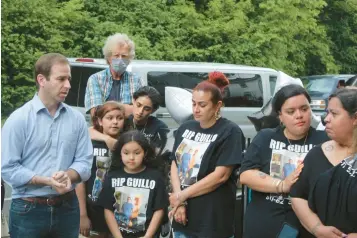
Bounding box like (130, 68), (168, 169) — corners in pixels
(301, 74), (354, 115)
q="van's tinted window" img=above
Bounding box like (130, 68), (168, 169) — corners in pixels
(224, 74), (263, 107)
(65, 66), (81, 106)
(147, 71), (263, 107)
(269, 75), (277, 95)
(77, 66), (107, 107)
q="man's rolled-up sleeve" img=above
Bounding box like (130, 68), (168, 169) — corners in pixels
(1, 114), (36, 188)
(69, 115), (93, 182)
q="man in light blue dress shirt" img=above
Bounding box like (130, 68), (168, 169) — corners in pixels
(1, 53), (93, 238)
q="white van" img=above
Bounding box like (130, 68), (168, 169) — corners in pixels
(1, 59), (282, 232)
(67, 58), (280, 144)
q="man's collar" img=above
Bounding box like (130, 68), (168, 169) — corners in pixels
(32, 94), (46, 113)
(32, 93), (67, 114)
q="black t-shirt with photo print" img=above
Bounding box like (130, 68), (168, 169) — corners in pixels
(125, 115), (169, 155)
(97, 167), (168, 238)
(86, 140), (112, 203)
(171, 117), (244, 238)
(307, 154), (357, 234)
(240, 126), (329, 238)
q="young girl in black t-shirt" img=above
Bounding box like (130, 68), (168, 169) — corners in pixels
(76, 101), (126, 238)
(98, 130), (167, 238)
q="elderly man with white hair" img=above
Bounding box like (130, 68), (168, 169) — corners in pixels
(85, 33), (143, 117)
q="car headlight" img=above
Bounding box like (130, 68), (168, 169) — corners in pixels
(310, 100), (326, 110)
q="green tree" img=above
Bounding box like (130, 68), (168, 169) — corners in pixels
(240, 0), (338, 76)
(320, 0), (357, 74)
(1, 0), (102, 117)
(1, 0), (353, 118)
(1, 0), (61, 116)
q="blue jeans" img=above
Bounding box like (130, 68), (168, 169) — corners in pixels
(174, 231), (234, 238)
(9, 196), (80, 238)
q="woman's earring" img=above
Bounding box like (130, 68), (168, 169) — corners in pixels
(215, 111), (221, 120)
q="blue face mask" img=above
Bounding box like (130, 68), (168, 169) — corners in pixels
(111, 58), (129, 75)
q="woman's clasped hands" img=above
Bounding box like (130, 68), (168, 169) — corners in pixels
(168, 191), (188, 226)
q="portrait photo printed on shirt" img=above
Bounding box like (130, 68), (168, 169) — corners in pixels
(111, 178), (156, 234)
(175, 129), (218, 187)
(267, 139), (314, 204)
(90, 147), (112, 202)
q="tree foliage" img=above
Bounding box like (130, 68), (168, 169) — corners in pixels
(320, 0), (357, 74)
(2, 0), (356, 117)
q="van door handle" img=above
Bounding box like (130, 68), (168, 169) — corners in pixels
(157, 113), (171, 118)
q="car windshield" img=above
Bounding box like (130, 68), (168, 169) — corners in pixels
(305, 78), (336, 94)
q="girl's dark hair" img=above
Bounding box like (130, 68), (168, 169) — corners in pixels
(272, 84), (311, 113)
(133, 86), (161, 112)
(329, 88), (357, 117)
(110, 130), (160, 171)
(193, 71), (230, 104)
(92, 101), (125, 133)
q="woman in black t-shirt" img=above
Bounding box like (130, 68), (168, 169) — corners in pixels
(76, 101), (126, 238)
(291, 88), (357, 237)
(169, 72), (244, 238)
(239, 84), (329, 238)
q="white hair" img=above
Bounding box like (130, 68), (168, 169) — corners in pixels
(102, 33), (135, 62)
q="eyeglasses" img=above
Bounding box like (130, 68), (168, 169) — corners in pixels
(111, 54), (130, 59)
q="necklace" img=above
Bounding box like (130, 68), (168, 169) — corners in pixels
(133, 118), (148, 134)
(285, 130), (309, 156)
